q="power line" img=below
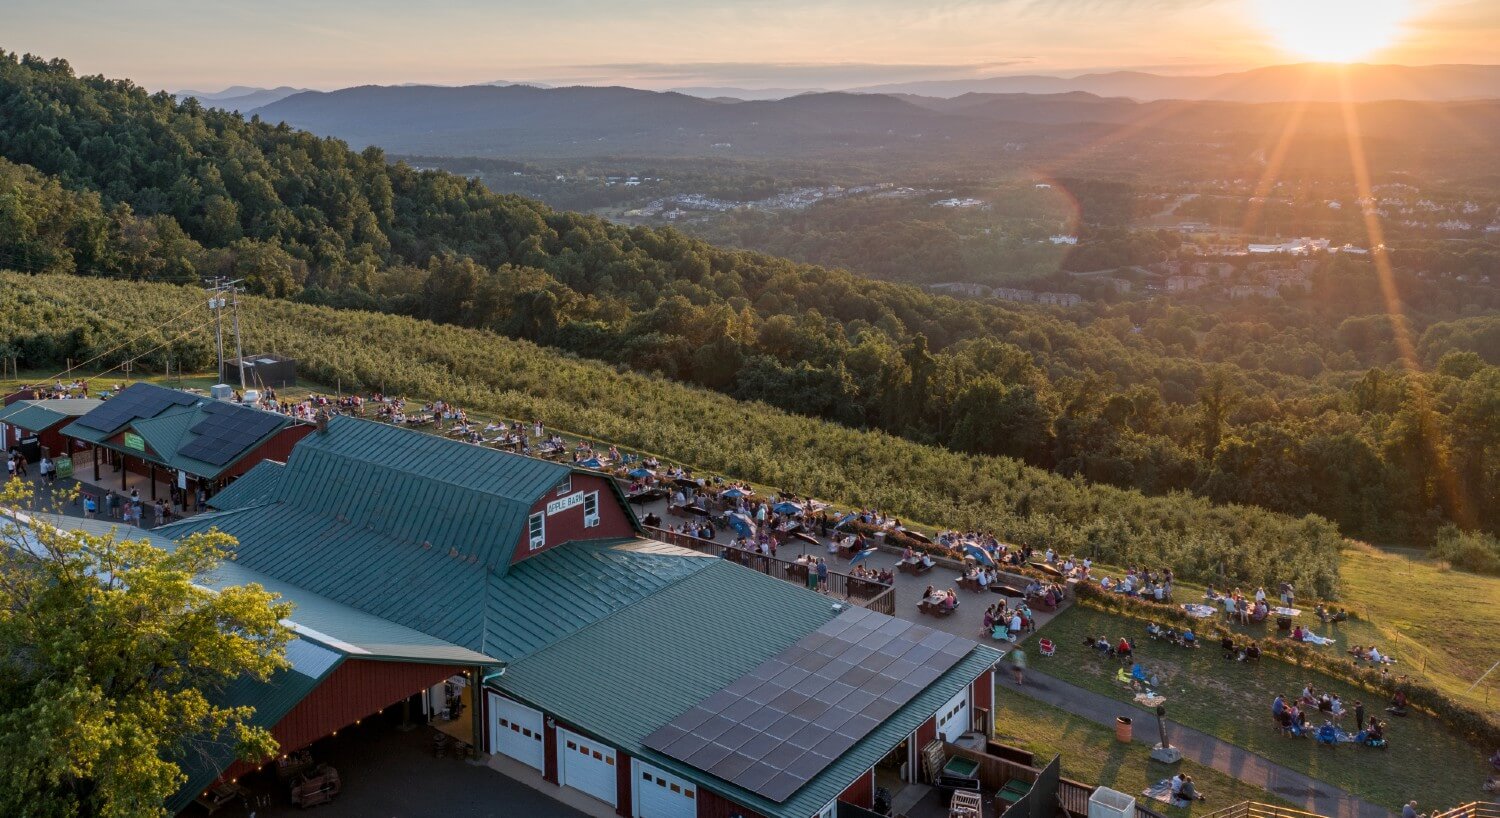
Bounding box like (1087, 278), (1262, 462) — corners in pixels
(82, 315), (219, 386)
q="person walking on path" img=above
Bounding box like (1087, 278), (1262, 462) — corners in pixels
(1011, 648), (1027, 685)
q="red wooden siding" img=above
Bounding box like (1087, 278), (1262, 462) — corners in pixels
(916, 715), (937, 755)
(971, 669), (994, 734)
(513, 473), (638, 564)
(2, 419), (71, 460)
(222, 424), (314, 480)
(220, 660), (464, 782)
(698, 787), (768, 818)
(544, 716), (560, 784)
(615, 749), (633, 817)
(838, 767), (875, 809)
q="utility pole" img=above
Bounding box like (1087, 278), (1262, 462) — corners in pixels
(207, 278), (227, 384)
(230, 281), (246, 391)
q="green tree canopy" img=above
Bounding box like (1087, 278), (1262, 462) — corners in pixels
(0, 481), (292, 818)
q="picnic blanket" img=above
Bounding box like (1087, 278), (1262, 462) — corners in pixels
(1134, 692), (1167, 708)
(1141, 780), (1184, 806)
(1180, 603), (1217, 618)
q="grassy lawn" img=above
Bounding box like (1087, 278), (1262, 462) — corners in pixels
(1336, 541), (1500, 712)
(1031, 605), (1494, 810)
(992, 693), (1297, 815)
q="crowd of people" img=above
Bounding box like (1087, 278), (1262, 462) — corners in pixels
(985, 600), (1035, 641)
(1270, 687), (1391, 749)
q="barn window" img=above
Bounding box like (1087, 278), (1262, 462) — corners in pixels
(529, 512), (545, 550)
(583, 492), (599, 528)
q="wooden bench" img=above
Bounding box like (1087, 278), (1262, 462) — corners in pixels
(957, 576), (984, 593)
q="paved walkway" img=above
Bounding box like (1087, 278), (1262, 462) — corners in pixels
(1011, 668), (1393, 818)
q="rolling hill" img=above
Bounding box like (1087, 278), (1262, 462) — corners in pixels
(246, 82), (1500, 162)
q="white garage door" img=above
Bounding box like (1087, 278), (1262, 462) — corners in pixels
(559, 728), (617, 807)
(936, 688), (969, 742)
(633, 760), (696, 818)
(489, 693), (545, 772)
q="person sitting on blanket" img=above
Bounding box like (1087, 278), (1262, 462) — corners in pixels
(1180, 628), (1196, 646)
(1221, 635), (1237, 657)
(1173, 774), (1206, 802)
(1245, 641), (1262, 660)
(1291, 624), (1306, 641)
(1100, 576), (1114, 591)
(1117, 637), (1134, 660)
(1147, 622), (1163, 639)
(1388, 691), (1409, 716)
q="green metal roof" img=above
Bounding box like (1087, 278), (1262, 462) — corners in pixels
(25, 512), (497, 666)
(270, 416), (573, 573)
(157, 503), (494, 653)
(486, 539), (715, 660)
(0, 398), (103, 430)
(166, 637), (345, 813)
(495, 560), (1001, 818)
(208, 460), (285, 510)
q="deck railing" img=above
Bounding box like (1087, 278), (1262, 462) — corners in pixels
(1196, 802), (1336, 818)
(643, 526), (896, 614)
(1430, 803), (1500, 818)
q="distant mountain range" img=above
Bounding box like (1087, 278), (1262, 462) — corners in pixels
(175, 85), (309, 111)
(849, 63), (1500, 102)
(245, 81), (1500, 164)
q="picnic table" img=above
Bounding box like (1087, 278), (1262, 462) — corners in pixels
(1274, 606), (1301, 617)
(957, 576), (984, 593)
(919, 597), (956, 617)
(898, 558), (932, 576)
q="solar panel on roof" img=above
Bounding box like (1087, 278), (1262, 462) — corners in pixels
(642, 607), (975, 803)
(75, 383), (198, 432)
(179, 402), (285, 467)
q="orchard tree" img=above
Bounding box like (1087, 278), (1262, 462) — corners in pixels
(0, 480), (292, 817)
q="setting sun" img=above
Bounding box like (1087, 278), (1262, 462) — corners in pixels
(1255, 0), (1413, 62)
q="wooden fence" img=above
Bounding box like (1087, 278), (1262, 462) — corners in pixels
(643, 526), (896, 615)
(1196, 802), (1341, 818)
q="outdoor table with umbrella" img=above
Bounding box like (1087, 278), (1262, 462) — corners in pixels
(725, 511), (756, 538)
(627, 467), (656, 479)
(721, 487), (751, 500)
(674, 477), (702, 489)
(772, 500), (803, 515)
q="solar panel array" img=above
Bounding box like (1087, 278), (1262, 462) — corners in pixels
(74, 383), (198, 432)
(643, 606), (973, 803)
(178, 401), (285, 467)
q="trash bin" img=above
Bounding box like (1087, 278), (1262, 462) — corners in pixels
(1115, 716), (1133, 743)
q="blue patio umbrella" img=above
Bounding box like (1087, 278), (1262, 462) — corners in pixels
(849, 547), (879, 566)
(963, 543), (996, 567)
(772, 501), (803, 515)
(721, 487), (747, 499)
(833, 512), (858, 530)
(628, 467), (655, 479)
(726, 512), (756, 538)
(577, 457), (603, 469)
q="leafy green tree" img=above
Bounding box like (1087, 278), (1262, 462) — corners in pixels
(0, 480), (292, 818)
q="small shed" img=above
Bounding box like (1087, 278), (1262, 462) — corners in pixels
(224, 354), (298, 389)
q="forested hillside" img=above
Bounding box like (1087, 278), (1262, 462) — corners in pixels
(0, 271), (1346, 596)
(1, 50), (1496, 547)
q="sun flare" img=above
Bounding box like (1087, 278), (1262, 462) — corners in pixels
(1254, 0), (1413, 62)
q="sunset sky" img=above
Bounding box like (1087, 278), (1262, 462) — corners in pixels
(6, 0), (1497, 91)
